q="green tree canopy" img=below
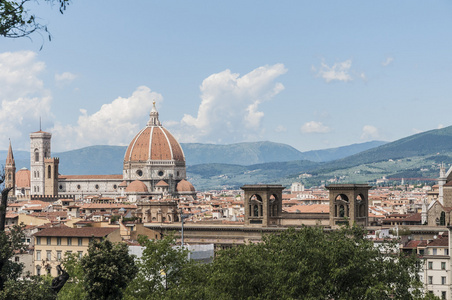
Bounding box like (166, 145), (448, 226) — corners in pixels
(125, 234), (206, 300)
(80, 238), (137, 300)
(203, 226), (433, 300)
(0, 224), (26, 290)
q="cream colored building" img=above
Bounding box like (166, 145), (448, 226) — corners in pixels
(33, 227), (120, 277)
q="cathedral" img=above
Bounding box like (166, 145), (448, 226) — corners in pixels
(6, 102), (196, 202)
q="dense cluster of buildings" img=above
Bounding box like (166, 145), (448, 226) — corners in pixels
(4, 105), (452, 299)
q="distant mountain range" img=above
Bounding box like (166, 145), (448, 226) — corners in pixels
(0, 140), (386, 174)
(4, 124), (452, 190)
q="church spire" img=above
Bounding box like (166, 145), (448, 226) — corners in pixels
(5, 140), (16, 197)
(147, 101), (162, 127)
(6, 140), (14, 165)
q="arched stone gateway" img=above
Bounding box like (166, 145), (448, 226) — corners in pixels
(241, 185), (285, 226)
(326, 184), (371, 227)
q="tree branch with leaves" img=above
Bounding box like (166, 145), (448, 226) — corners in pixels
(0, 0), (70, 39)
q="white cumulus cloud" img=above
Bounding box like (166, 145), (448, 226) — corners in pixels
(361, 125), (380, 140)
(51, 86), (163, 150)
(382, 57), (394, 67)
(275, 125), (287, 133)
(0, 51), (52, 149)
(300, 121), (331, 134)
(168, 64), (287, 143)
(313, 59), (353, 83)
(55, 72), (77, 84)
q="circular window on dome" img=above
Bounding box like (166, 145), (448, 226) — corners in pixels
(77, 185), (81, 190)
(158, 171), (164, 176)
(113, 184), (117, 189)
(95, 184), (99, 190)
(59, 185), (63, 190)
(136, 170), (143, 177)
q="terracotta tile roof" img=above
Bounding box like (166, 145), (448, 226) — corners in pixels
(125, 180), (148, 193)
(81, 203), (137, 209)
(5, 213), (18, 218)
(403, 240), (428, 249)
(34, 227), (118, 237)
(155, 180), (169, 186)
(403, 213), (422, 222)
(427, 235), (448, 247)
(37, 223), (69, 229)
(284, 204), (329, 213)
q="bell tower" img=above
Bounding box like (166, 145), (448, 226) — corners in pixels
(241, 184), (284, 227)
(326, 184), (371, 227)
(30, 130), (52, 195)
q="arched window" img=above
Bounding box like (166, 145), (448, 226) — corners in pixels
(440, 211), (446, 226)
(339, 205), (345, 218)
(254, 205), (259, 217)
(34, 150), (39, 162)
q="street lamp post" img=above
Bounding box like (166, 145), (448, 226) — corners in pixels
(180, 209), (185, 248)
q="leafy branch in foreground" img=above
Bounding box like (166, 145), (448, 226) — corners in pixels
(0, 0), (69, 39)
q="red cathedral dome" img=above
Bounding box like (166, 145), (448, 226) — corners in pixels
(124, 102), (185, 163)
(125, 180), (148, 193)
(176, 179), (195, 192)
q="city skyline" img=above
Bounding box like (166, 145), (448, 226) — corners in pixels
(1, 1), (452, 152)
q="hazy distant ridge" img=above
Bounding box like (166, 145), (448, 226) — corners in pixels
(0, 140), (385, 174)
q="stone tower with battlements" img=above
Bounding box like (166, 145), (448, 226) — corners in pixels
(30, 130), (52, 195)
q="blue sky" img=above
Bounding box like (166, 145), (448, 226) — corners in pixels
(1, 1), (452, 152)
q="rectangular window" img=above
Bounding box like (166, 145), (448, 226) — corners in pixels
(419, 249), (425, 255)
(36, 237), (41, 245)
(428, 262), (433, 269)
(446, 249), (449, 256)
(67, 237), (72, 246)
(442, 276), (446, 285)
(14, 256), (19, 262)
(36, 250), (41, 261)
(442, 262), (446, 270)
(57, 251), (62, 261)
(428, 276), (433, 285)
(78, 251), (83, 259)
(47, 237), (51, 245)
(433, 248), (438, 255)
(442, 291), (447, 299)
(78, 237), (83, 246)
(46, 250), (51, 261)
(57, 237), (61, 245)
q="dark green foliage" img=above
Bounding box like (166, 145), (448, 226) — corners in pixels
(58, 253), (86, 300)
(0, 275), (55, 300)
(0, 0), (69, 39)
(0, 224), (26, 290)
(125, 234), (204, 300)
(202, 226), (433, 300)
(81, 239), (137, 300)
